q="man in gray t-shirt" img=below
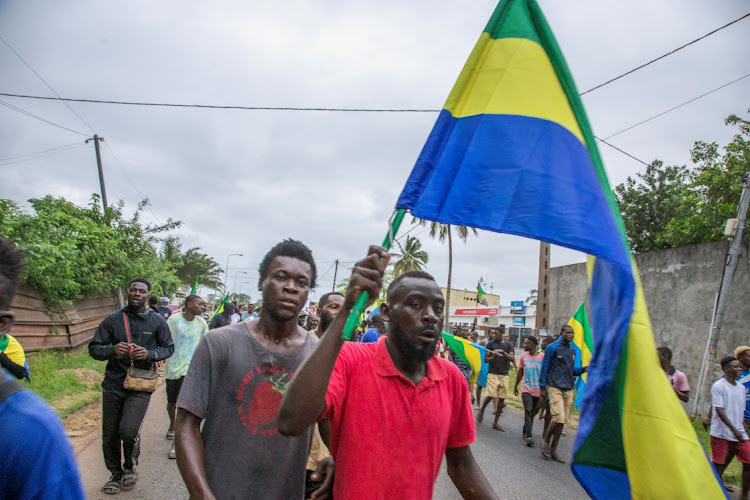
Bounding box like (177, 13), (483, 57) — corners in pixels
(175, 239), (333, 499)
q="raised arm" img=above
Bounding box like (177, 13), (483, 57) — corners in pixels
(445, 446), (498, 499)
(278, 245), (388, 437)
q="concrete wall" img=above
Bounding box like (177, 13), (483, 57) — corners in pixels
(549, 237), (750, 414)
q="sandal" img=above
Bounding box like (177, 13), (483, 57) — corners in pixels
(552, 454), (566, 463)
(121, 470), (138, 491)
(102, 476), (121, 495)
(166, 430), (175, 440)
(541, 449), (553, 460)
(168, 444), (176, 460)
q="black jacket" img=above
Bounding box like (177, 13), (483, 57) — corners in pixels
(89, 306), (174, 391)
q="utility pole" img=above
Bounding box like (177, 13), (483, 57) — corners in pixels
(331, 260), (339, 292)
(692, 172), (750, 416)
(85, 135), (108, 212)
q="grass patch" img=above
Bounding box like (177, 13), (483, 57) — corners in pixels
(22, 349), (105, 418)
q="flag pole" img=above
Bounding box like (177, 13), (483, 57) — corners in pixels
(340, 209), (406, 340)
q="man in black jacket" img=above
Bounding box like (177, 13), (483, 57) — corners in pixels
(89, 277), (174, 494)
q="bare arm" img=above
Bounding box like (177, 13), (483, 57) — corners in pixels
(715, 406), (746, 441)
(674, 387), (689, 403)
(514, 366), (524, 396)
(278, 245), (388, 437)
(175, 409), (216, 500)
(445, 446), (498, 499)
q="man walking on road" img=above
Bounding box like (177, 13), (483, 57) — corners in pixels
(164, 294), (208, 459)
(0, 238), (85, 499)
(710, 356), (750, 499)
(89, 277), (174, 494)
(514, 336), (544, 446)
(478, 327), (514, 431)
(175, 240), (332, 499)
(539, 325), (586, 463)
(208, 301), (234, 330)
(278, 249), (498, 499)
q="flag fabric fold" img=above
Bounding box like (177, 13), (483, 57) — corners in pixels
(190, 274), (199, 296)
(396, 1), (724, 497)
(208, 294), (229, 322)
(441, 332), (489, 388)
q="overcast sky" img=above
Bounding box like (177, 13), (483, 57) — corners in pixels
(1, 0), (748, 305)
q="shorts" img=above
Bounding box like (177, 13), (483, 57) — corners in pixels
(485, 374), (509, 399)
(548, 387), (574, 424)
(711, 436), (750, 464)
(166, 377), (185, 404)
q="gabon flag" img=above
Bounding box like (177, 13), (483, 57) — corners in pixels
(567, 302), (593, 410)
(395, 0), (724, 497)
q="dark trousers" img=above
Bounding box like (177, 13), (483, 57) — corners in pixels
(102, 388), (151, 477)
(522, 392), (541, 438)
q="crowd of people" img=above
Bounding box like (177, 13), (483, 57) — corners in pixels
(0, 233), (747, 498)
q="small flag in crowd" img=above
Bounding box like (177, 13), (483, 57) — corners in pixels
(568, 302), (593, 410)
(477, 282), (488, 306)
(209, 294), (229, 322)
(190, 274), (199, 296)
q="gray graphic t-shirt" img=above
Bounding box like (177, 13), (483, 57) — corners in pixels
(178, 321), (318, 499)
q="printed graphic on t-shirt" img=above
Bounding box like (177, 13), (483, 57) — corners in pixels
(236, 366), (292, 436)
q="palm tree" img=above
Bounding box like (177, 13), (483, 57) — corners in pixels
(526, 289), (538, 305)
(415, 219), (478, 331)
(391, 236), (429, 276)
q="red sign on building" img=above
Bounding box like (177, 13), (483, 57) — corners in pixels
(453, 307), (499, 316)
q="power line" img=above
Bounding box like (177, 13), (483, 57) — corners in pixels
(603, 72), (750, 140)
(0, 99), (88, 136)
(579, 12), (750, 96)
(594, 138), (649, 166)
(100, 140), (164, 225)
(0, 141), (83, 162)
(0, 142), (86, 166)
(0, 34), (97, 133)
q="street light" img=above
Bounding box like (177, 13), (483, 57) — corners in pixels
(223, 253), (243, 295)
(232, 271), (248, 296)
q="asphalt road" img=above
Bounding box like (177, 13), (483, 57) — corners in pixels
(77, 386), (588, 499)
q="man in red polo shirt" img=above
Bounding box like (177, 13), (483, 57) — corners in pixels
(279, 245), (497, 499)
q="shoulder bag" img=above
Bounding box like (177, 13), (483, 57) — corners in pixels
(122, 312), (158, 393)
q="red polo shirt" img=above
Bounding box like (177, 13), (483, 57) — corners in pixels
(322, 336), (475, 499)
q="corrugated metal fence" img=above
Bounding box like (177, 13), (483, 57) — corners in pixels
(9, 285), (120, 352)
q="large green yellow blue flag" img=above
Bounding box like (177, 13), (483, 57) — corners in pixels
(568, 302), (593, 410)
(395, 1), (723, 498)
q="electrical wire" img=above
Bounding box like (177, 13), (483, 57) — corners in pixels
(0, 142), (86, 166)
(603, 72), (750, 140)
(0, 141), (83, 162)
(594, 138), (649, 166)
(0, 99), (88, 136)
(100, 140), (164, 225)
(0, 34), (97, 133)
(579, 12), (750, 96)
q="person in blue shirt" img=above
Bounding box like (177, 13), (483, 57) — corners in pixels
(0, 238), (85, 499)
(360, 314), (385, 343)
(539, 324), (586, 463)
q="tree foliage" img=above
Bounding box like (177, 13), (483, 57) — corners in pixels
(0, 195), (183, 308)
(391, 235), (429, 276)
(615, 111), (750, 254)
(160, 236), (224, 291)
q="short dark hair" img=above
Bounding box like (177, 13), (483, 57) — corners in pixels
(185, 294), (201, 305)
(657, 346), (673, 362)
(129, 277), (151, 291)
(560, 324), (573, 333)
(721, 356), (737, 370)
(258, 239), (317, 289)
(148, 296), (158, 306)
(0, 239), (24, 310)
(222, 302), (235, 315)
(370, 314), (384, 326)
(319, 292), (344, 309)
(527, 336), (539, 345)
(387, 270), (437, 301)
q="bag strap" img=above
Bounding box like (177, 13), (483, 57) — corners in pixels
(0, 378), (26, 404)
(122, 312), (132, 344)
